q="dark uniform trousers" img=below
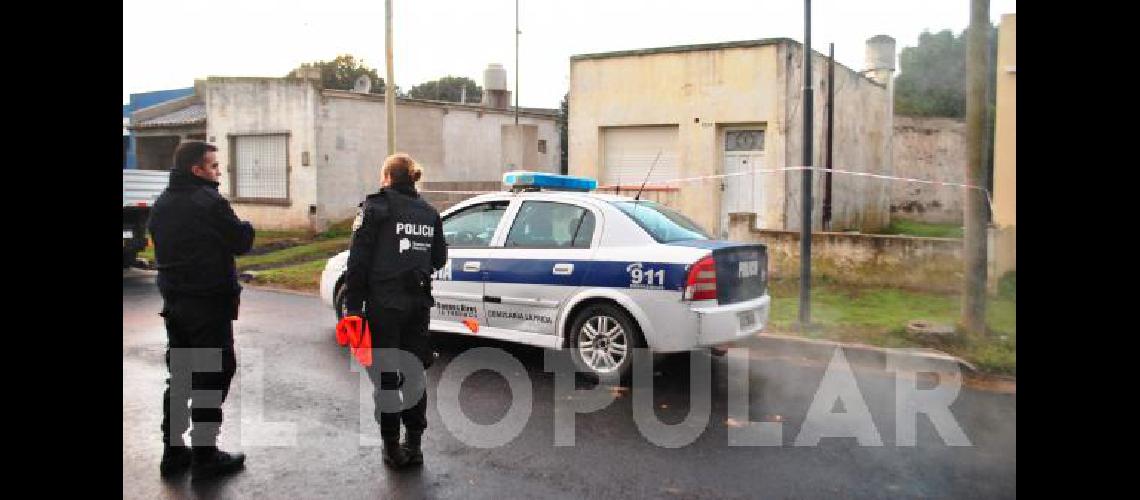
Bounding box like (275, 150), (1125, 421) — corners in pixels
(160, 294), (238, 448)
(365, 303), (432, 440)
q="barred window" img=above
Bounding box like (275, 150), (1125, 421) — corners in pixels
(232, 134), (289, 201)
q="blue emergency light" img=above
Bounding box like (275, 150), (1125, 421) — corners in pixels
(502, 171), (598, 192)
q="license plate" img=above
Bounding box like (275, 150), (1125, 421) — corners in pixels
(123, 230), (133, 239)
(737, 310), (756, 329)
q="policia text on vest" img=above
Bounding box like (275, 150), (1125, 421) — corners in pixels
(343, 181), (448, 469)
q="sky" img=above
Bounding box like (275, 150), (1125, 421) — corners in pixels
(123, 0), (1016, 109)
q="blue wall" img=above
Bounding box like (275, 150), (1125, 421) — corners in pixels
(123, 87), (194, 169)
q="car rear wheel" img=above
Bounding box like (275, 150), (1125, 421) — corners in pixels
(568, 303), (644, 381)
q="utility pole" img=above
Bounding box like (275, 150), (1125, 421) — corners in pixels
(963, 0), (989, 335)
(515, 0), (520, 126)
(385, 0), (396, 155)
(823, 42), (835, 231)
(799, 0), (813, 328)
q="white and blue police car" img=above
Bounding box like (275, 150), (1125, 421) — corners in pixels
(320, 172), (770, 379)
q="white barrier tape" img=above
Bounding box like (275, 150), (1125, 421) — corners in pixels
(419, 166), (995, 213)
(660, 166), (988, 193)
(656, 166), (995, 214)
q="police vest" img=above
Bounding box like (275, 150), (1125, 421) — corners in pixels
(367, 189), (438, 284)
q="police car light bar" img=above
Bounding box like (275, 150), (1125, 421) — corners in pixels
(502, 171), (598, 192)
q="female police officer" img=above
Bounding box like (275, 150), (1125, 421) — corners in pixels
(342, 153), (447, 468)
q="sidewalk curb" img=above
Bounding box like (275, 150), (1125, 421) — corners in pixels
(756, 332), (980, 373)
(125, 268), (320, 298)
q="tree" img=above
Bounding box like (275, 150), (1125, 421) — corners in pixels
(895, 25), (999, 216)
(286, 54), (399, 95)
(894, 27), (996, 118)
(407, 76), (482, 103)
(557, 93), (568, 174)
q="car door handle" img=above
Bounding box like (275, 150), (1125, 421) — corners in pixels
(552, 263), (574, 275)
(462, 261), (481, 272)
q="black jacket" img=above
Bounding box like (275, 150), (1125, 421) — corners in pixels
(344, 184), (447, 314)
(148, 169), (255, 298)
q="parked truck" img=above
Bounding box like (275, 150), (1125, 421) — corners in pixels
(123, 170), (169, 268)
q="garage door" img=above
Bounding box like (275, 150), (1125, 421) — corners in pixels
(602, 126), (678, 186)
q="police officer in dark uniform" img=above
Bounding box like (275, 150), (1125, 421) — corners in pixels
(343, 153), (447, 468)
(148, 141), (255, 478)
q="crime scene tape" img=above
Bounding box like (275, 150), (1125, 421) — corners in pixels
(419, 166), (995, 214)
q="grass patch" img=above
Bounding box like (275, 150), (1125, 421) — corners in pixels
(137, 227), (319, 264)
(237, 237), (349, 270)
(247, 259), (327, 291)
(768, 278), (1015, 375)
(876, 219), (964, 238)
(315, 218), (355, 240)
(256, 229), (313, 242)
(997, 271), (1016, 301)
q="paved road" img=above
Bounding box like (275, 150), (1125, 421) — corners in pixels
(123, 269), (1015, 499)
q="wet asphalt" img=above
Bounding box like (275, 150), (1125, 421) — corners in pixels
(123, 269), (1015, 499)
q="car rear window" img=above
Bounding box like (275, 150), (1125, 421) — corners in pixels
(610, 200), (711, 243)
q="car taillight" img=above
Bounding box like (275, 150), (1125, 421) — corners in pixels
(684, 255), (717, 301)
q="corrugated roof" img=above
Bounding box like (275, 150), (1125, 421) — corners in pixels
(136, 103), (205, 128)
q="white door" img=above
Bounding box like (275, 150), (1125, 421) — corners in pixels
(602, 126), (679, 187)
(431, 200), (511, 333)
(483, 200), (598, 337)
(721, 129), (766, 238)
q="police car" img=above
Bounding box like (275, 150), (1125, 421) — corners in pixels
(320, 172), (770, 379)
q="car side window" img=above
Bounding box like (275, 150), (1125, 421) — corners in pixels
(571, 210), (595, 248)
(442, 201), (510, 248)
(505, 201), (594, 248)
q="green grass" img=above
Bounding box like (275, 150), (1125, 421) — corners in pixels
(315, 218), (355, 240)
(136, 228), (314, 261)
(138, 245), (155, 262)
(876, 219), (964, 238)
(255, 229), (313, 241)
(997, 271), (1016, 301)
(247, 259), (328, 291)
(768, 278), (1015, 375)
(236, 237), (349, 270)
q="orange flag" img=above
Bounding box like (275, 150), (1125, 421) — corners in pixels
(462, 317), (480, 333)
(335, 315), (373, 367)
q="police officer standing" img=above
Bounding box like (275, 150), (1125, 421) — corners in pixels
(148, 141), (255, 478)
(343, 153), (447, 468)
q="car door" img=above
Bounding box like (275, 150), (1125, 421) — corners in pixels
(482, 199), (600, 337)
(431, 199), (512, 333)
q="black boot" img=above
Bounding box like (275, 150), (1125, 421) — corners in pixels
(402, 431), (423, 466)
(382, 437), (410, 468)
(160, 445), (193, 477)
(192, 447), (246, 478)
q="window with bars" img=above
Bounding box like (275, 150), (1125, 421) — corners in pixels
(231, 134), (289, 202)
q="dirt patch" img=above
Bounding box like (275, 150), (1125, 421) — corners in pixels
(245, 239), (306, 256)
(963, 373), (1016, 394)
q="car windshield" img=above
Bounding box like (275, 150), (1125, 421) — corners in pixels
(610, 200), (712, 243)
